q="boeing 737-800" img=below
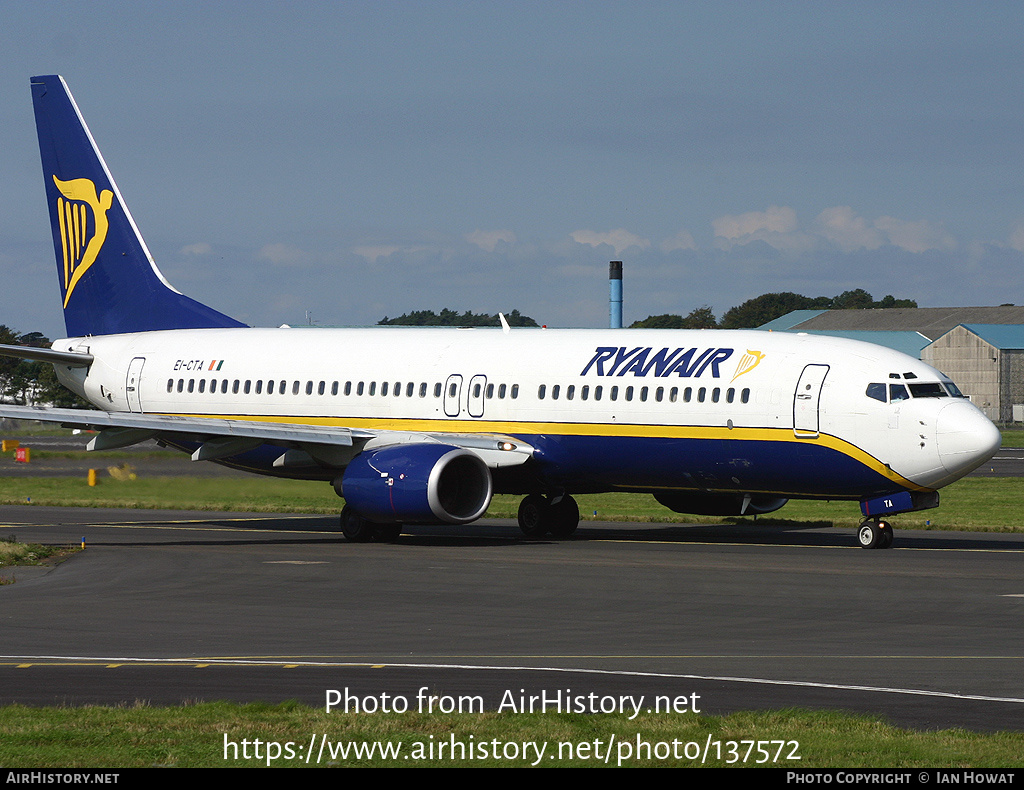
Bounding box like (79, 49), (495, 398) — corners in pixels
(0, 75), (1002, 548)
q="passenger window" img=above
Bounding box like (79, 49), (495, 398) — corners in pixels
(726, 388), (734, 403)
(566, 385), (574, 400)
(233, 380), (240, 394)
(199, 379), (206, 394)
(552, 385), (560, 400)
(625, 386), (634, 401)
(640, 387), (648, 402)
(407, 382), (414, 397)
(712, 388), (720, 403)
(244, 380), (251, 394)
(345, 382), (352, 396)
(331, 381), (338, 396)
(434, 383), (442, 397)
(538, 384), (546, 399)
(669, 387), (678, 403)
(418, 382), (426, 397)
(498, 384), (506, 399)
(188, 379), (195, 393)
(697, 387), (706, 403)
(610, 386), (618, 401)
(655, 387), (663, 402)
(741, 388), (750, 404)
(866, 383), (886, 402)
(683, 387), (692, 403)
(256, 380), (263, 394)
(318, 381), (325, 396)
(369, 382), (377, 396)
(511, 384), (519, 399)
(167, 379), (173, 393)
(357, 382), (364, 396)
(305, 381), (313, 395)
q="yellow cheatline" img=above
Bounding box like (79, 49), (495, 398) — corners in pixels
(163, 411), (931, 493)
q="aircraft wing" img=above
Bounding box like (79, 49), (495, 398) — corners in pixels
(0, 405), (533, 468)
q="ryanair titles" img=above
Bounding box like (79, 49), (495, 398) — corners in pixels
(581, 346), (734, 379)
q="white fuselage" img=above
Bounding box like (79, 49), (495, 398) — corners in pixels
(51, 326), (1001, 501)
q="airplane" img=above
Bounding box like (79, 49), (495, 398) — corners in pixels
(0, 75), (1002, 549)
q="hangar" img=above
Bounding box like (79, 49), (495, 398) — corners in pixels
(761, 306), (1024, 423)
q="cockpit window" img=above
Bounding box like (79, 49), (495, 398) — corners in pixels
(866, 383), (886, 402)
(908, 382), (948, 398)
(889, 384), (910, 402)
(943, 381), (966, 398)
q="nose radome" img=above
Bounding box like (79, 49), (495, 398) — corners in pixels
(935, 401), (1001, 476)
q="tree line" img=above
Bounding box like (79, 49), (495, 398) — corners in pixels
(630, 289), (917, 329)
(0, 326), (86, 407)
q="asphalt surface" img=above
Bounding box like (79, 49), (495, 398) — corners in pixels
(2, 505), (1024, 733)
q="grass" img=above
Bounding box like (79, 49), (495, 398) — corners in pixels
(1, 702), (1022, 768)
(0, 535), (80, 582)
(0, 474), (1021, 532)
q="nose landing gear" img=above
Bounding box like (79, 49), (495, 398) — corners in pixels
(857, 518), (894, 549)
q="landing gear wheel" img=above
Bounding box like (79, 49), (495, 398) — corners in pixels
(340, 505), (376, 543)
(517, 494), (551, 538)
(548, 495), (580, 539)
(857, 519), (893, 549)
(857, 520), (880, 549)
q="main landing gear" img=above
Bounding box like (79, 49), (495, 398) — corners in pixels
(517, 494), (580, 539)
(340, 505), (402, 543)
(857, 518), (894, 550)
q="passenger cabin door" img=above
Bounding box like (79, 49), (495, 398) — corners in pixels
(468, 374), (487, 418)
(444, 374), (463, 417)
(793, 364), (829, 438)
(126, 356), (146, 413)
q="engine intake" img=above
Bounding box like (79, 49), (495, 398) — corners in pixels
(339, 443), (493, 524)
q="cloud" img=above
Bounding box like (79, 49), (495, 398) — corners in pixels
(180, 242), (213, 256)
(814, 206), (884, 252)
(570, 228), (650, 255)
(465, 229), (516, 252)
(258, 243), (309, 266)
(1007, 221), (1024, 252)
(873, 216), (956, 253)
(713, 205), (798, 239)
(352, 244), (403, 263)
(660, 229), (697, 252)
(712, 206), (814, 254)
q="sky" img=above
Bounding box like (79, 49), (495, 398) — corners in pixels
(2, 1), (1024, 338)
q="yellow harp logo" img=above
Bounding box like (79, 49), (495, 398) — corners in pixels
(53, 175), (114, 307)
(731, 349), (765, 383)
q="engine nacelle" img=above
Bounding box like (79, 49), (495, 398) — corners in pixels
(654, 492), (788, 516)
(339, 443), (493, 524)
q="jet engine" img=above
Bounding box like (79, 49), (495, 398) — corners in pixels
(339, 443), (493, 524)
(654, 492), (788, 516)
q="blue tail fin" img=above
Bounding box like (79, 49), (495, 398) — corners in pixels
(31, 75), (246, 337)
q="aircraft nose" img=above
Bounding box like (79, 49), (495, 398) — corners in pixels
(935, 401), (1001, 477)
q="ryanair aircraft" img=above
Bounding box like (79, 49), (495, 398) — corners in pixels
(0, 76), (1002, 549)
